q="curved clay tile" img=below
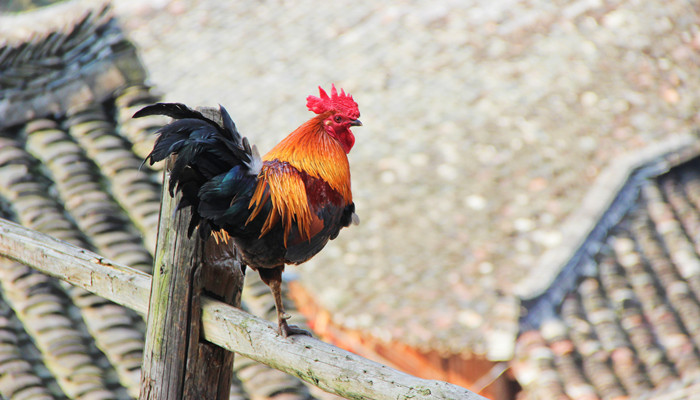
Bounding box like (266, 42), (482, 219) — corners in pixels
(0, 259), (121, 400)
(0, 281), (60, 400)
(0, 135), (142, 397)
(578, 274), (651, 397)
(612, 231), (700, 383)
(642, 184), (700, 301)
(512, 329), (570, 399)
(561, 293), (627, 400)
(659, 175), (700, 252)
(0, 140), (123, 399)
(64, 104), (161, 253)
(112, 85), (163, 163)
(24, 119), (153, 275)
(598, 255), (677, 388)
(630, 212), (700, 351)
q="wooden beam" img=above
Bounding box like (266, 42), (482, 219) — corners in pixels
(139, 160), (243, 400)
(0, 218), (486, 400)
(201, 297), (487, 400)
(0, 217), (151, 315)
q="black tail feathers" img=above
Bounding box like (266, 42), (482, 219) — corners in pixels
(133, 102), (206, 121)
(135, 103), (243, 164)
(135, 103), (260, 237)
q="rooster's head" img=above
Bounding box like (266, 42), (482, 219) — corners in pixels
(306, 84), (361, 153)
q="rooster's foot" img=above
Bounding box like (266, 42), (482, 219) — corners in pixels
(278, 319), (312, 338)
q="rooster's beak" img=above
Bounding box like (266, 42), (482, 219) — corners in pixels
(350, 119), (362, 127)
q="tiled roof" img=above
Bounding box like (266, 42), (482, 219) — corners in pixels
(112, 0), (700, 360)
(513, 153), (700, 399)
(0, 2), (324, 399)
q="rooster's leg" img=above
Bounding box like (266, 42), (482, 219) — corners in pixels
(259, 266), (312, 338)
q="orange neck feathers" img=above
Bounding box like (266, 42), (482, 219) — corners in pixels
(263, 114), (352, 203)
(247, 114), (354, 243)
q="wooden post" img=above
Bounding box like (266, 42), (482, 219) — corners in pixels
(140, 159), (244, 400)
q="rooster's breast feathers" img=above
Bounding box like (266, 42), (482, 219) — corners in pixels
(248, 151), (353, 250)
(245, 118), (353, 249)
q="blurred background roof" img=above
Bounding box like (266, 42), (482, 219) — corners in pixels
(104, 0), (699, 357)
(513, 151), (700, 400)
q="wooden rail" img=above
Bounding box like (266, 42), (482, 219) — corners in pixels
(0, 217), (486, 400)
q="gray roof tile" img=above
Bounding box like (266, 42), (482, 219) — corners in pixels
(516, 158), (700, 399)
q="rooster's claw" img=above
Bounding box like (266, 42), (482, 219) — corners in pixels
(278, 320), (313, 338)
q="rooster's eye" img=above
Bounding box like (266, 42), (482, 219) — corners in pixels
(334, 116), (342, 123)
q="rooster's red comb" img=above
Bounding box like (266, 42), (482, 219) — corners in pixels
(306, 84), (360, 119)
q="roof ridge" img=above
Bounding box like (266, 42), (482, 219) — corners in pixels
(0, 0), (110, 43)
(516, 133), (700, 329)
(0, 1), (146, 129)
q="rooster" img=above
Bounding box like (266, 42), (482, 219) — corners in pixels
(134, 85), (361, 337)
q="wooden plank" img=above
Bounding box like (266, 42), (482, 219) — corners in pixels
(139, 160), (242, 400)
(0, 217), (485, 400)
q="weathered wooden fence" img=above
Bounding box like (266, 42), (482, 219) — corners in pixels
(0, 171), (486, 399)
